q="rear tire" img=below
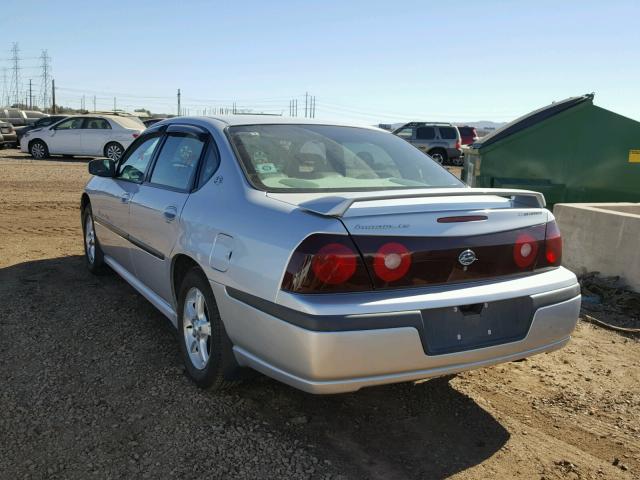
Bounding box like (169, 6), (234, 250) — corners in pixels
(82, 204), (107, 274)
(177, 267), (240, 390)
(29, 139), (49, 159)
(104, 142), (124, 162)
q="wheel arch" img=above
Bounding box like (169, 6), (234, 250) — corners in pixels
(80, 192), (90, 213)
(171, 254), (205, 307)
(28, 137), (47, 150)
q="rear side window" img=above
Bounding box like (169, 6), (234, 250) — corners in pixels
(150, 134), (205, 190)
(416, 127), (435, 140)
(439, 127), (458, 139)
(197, 143), (220, 188)
(84, 118), (111, 129)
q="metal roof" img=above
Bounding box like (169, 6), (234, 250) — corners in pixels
(472, 93), (595, 149)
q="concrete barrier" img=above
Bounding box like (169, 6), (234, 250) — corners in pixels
(554, 203), (640, 292)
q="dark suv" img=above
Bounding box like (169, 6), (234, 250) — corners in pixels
(392, 122), (462, 165)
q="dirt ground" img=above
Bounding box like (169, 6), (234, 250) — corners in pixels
(0, 149), (638, 480)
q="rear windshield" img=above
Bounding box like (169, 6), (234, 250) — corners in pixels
(227, 124), (464, 192)
(112, 116), (145, 129)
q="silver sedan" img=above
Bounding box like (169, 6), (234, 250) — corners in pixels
(81, 116), (580, 394)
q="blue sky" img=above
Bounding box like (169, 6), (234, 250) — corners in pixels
(1, 0), (638, 124)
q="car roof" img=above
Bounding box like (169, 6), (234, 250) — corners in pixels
(157, 115), (385, 133)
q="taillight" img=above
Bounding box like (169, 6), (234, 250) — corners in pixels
(373, 242), (411, 282)
(513, 233), (539, 268)
(543, 220), (562, 266)
(132, 133), (140, 138)
(281, 234), (372, 293)
(455, 140), (461, 149)
(312, 243), (357, 285)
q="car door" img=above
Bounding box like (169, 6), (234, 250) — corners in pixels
(413, 126), (436, 153)
(47, 117), (84, 154)
(90, 133), (163, 275)
(128, 124), (209, 302)
(81, 117), (112, 155)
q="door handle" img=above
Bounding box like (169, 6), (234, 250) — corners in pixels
(120, 193), (131, 204)
(163, 206), (177, 221)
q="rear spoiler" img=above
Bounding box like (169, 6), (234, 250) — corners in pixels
(298, 188), (546, 217)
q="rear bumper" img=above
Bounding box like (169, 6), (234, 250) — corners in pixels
(447, 147), (462, 159)
(213, 268), (581, 394)
(0, 132), (17, 145)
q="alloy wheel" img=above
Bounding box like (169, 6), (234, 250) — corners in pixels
(182, 287), (212, 370)
(31, 142), (46, 159)
(106, 144), (123, 161)
(85, 215), (96, 264)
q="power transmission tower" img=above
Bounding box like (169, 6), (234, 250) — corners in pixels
(10, 43), (21, 106)
(39, 50), (51, 111)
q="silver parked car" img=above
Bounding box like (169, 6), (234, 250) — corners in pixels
(81, 116), (580, 394)
(393, 122), (463, 166)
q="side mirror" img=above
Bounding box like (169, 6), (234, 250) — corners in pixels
(88, 158), (116, 177)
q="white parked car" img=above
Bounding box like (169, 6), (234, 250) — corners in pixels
(20, 114), (144, 161)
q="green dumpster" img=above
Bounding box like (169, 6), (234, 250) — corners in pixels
(463, 94), (640, 206)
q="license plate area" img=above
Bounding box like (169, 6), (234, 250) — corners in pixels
(421, 296), (533, 355)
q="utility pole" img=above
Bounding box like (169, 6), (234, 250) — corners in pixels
(29, 79), (32, 109)
(295, 99), (297, 117)
(93, 95), (96, 112)
(51, 79), (56, 113)
(113, 97), (116, 112)
(177, 89), (181, 116)
(305, 92), (308, 118)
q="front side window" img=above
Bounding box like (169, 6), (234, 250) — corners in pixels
(149, 134), (205, 190)
(55, 118), (84, 130)
(84, 118), (111, 130)
(439, 127), (458, 140)
(117, 136), (160, 182)
(228, 124), (464, 192)
(394, 127), (413, 139)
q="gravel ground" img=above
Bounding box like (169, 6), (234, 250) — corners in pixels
(0, 148), (638, 479)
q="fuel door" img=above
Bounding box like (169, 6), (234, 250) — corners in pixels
(209, 233), (234, 272)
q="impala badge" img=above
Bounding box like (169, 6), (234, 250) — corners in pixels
(458, 249), (477, 266)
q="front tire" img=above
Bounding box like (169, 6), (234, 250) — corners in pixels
(428, 148), (447, 165)
(29, 139), (49, 159)
(177, 267), (239, 390)
(82, 205), (107, 274)
(104, 142), (124, 162)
